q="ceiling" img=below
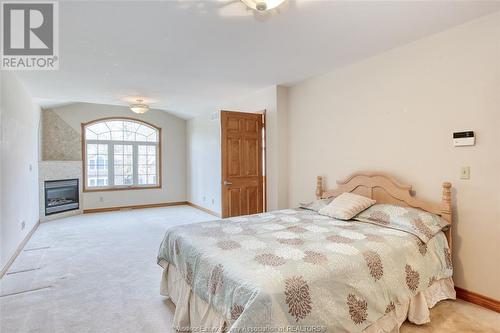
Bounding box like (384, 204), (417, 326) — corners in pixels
(16, 0), (500, 119)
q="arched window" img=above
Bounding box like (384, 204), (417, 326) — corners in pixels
(82, 118), (161, 191)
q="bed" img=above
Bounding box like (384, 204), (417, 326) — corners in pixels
(157, 172), (455, 332)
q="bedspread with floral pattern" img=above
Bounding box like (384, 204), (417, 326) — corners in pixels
(157, 208), (453, 332)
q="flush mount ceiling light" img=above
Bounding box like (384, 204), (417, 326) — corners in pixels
(129, 99), (150, 114)
(241, 0), (287, 12)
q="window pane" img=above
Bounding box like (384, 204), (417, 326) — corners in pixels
(97, 156), (107, 168)
(87, 143), (108, 187)
(124, 175), (133, 185)
(87, 154), (97, 164)
(123, 121), (140, 133)
(85, 119), (159, 189)
(136, 133), (147, 142)
(115, 154), (124, 165)
(111, 131), (123, 141)
(107, 121), (123, 131)
(87, 169), (97, 177)
(147, 132), (157, 142)
(124, 131), (135, 141)
(87, 144), (97, 154)
(137, 144), (158, 186)
(147, 155), (156, 165)
(86, 120), (158, 142)
(98, 144), (108, 154)
(114, 145), (123, 154)
(138, 165), (147, 174)
(147, 165), (156, 174)
(87, 122), (109, 135)
(124, 166), (133, 175)
(136, 125), (155, 137)
(114, 166), (124, 176)
(98, 132), (111, 140)
(114, 144), (133, 187)
(115, 177), (124, 186)
(86, 130), (97, 140)
(88, 177), (97, 187)
(124, 155), (133, 165)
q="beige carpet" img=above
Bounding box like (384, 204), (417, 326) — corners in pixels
(401, 299), (499, 332)
(1, 206), (498, 333)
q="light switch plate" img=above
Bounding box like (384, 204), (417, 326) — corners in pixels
(460, 166), (470, 180)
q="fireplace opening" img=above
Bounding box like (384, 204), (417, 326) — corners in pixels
(45, 179), (79, 215)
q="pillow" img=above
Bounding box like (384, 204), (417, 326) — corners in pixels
(353, 204), (449, 243)
(299, 197), (334, 212)
(318, 192), (376, 220)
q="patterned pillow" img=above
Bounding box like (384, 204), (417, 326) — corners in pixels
(318, 192), (376, 220)
(299, 197), (334, 212)
(354, 204), (449, 243)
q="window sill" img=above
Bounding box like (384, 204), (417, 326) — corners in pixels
(83, 185), (161, 193)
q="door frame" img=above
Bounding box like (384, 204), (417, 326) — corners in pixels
(220, 110), (266, 217)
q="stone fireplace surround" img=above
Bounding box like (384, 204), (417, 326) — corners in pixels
(39, 161), (83, 222)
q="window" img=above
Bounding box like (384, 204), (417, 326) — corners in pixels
(83, 118), (161, 191)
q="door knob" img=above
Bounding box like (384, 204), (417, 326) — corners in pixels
(224, 181), (233, 186)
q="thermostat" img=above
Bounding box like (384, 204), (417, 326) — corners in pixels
(453, 131), (475, 147)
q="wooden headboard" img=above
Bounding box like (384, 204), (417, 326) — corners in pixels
(315, 172), (453, 249)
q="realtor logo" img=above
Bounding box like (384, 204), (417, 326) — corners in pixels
(1, 1), (59, 70)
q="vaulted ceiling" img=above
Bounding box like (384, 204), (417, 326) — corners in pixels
(16, 0), (500, 118)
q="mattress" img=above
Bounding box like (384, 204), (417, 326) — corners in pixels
(157, 208), (455, 332)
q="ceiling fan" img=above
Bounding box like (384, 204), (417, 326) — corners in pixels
(215, 0), (288, 15)
(240, 0), (288, 12)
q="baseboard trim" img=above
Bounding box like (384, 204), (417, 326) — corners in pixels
(456, 287), (500, 313)
(83, 201), (188, 214)
(0, 221), (40, 279)
(187, 202), (221, 217)
(83, 201), (221, 217)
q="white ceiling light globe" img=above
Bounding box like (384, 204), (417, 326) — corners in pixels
(241, 0), (287, 12)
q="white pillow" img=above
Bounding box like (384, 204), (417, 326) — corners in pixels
(318, 192), (376, 220)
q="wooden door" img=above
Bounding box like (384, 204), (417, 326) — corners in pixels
(221, 111), (264, 218)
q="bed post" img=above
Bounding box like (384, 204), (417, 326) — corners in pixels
(441, 182), (452, 250)
(316, 176), (324, 199)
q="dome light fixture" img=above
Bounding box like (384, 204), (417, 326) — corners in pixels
(241, 0), (287, 12)
(129, 99), (150, 114)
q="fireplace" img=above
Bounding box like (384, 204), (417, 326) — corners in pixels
(44, 179), (79, 215)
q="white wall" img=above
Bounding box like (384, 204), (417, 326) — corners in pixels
(276, 86), (289, 209)
(186, 111), (222, 212)
(186, 85), (289, 214)
(0, 72), (41, 270)
(49, 103), (187, 210)
(0, 71), (2, 268)
(287, 12), (500, 299)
